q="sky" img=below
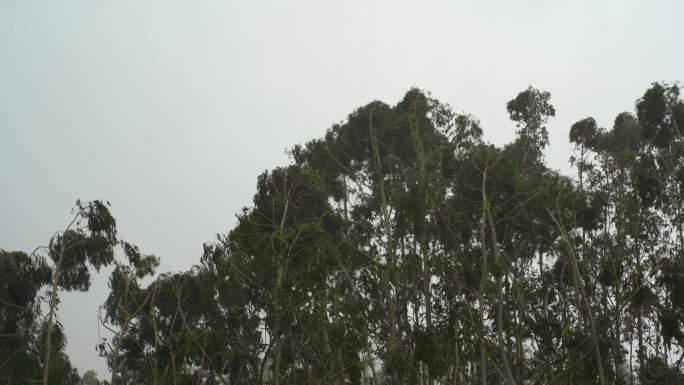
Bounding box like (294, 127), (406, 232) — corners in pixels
(1, 0), (682, 378)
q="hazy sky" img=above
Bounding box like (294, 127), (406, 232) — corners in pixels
(1, 0), (682, 378)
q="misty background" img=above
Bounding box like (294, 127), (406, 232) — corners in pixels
(1, 0), (682, 378)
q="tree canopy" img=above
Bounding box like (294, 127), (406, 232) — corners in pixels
(2, 82), (684, 385)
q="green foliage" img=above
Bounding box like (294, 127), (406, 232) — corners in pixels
(102, 83), (682, 385)
(0, 251), (51, 383)
(78, 370), (101, 385)
(507, 86), (556, 157)
(639, 357), (684, 384)
(5, 83), (684, 385)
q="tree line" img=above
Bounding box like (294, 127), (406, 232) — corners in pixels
(2, 82), (684, 385)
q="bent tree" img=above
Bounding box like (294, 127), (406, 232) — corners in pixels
(36, 200), (118, 385)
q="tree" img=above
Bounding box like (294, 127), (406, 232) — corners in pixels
(36, 200), (118, 385)
(79, 370), (101, 385)
(95, 82), (684, 385)
(1, 200), (125, 385)
(0, 250), (53, 384)
(6, 82), (681, 385)
(507, 86), (556, 165)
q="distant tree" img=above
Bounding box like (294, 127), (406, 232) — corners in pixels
(78, 370), (100, 385)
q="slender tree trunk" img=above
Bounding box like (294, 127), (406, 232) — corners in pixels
(549, 208), (606, 385)
(42, 241), (66, 385)
(369, 109), (399, 382)
(151, 290), (161, 385)
(631, 208), (645, 375)
(478, 167), (489, 385)
(274, 338), (281, 385)
(410, 100), (435, 385)
(110, 320), (129, 385)
(454, 322), (461, 385)
(636, 253), (645, 373)
(630, 328), (634, 385)
(486, 203), (516, 385)
(513, 263), (525, 384)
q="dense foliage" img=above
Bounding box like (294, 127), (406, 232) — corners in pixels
(2, 83), (684, 385)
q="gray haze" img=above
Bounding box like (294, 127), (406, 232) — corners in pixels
(1, 0), (682, 378)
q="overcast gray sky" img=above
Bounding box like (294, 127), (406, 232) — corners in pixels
(1, 0), (682, 378)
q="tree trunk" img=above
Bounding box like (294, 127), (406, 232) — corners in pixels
(549, 208), (606, 385)
(42, 241), (66, 385)
(369, 109), (399, 382)
(486, 204), (516, 385)
(478, 167), (489, 385)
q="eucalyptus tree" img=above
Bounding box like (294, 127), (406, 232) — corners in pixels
(96, 82), (684, 385)
(8, 83), (684, 385)
(0, 250), (56, 384)
(1, 200), (117, 385)
(292, 89), (488, 384)
(36, 200), (119, 385)
(78, 370), (101, 385)
(565, 82), (684, 384)
(633, 82), (684, 380)
(156, 164), (352, 385)
(100, 241), (158, 385)
(506, 86), (555, 166)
